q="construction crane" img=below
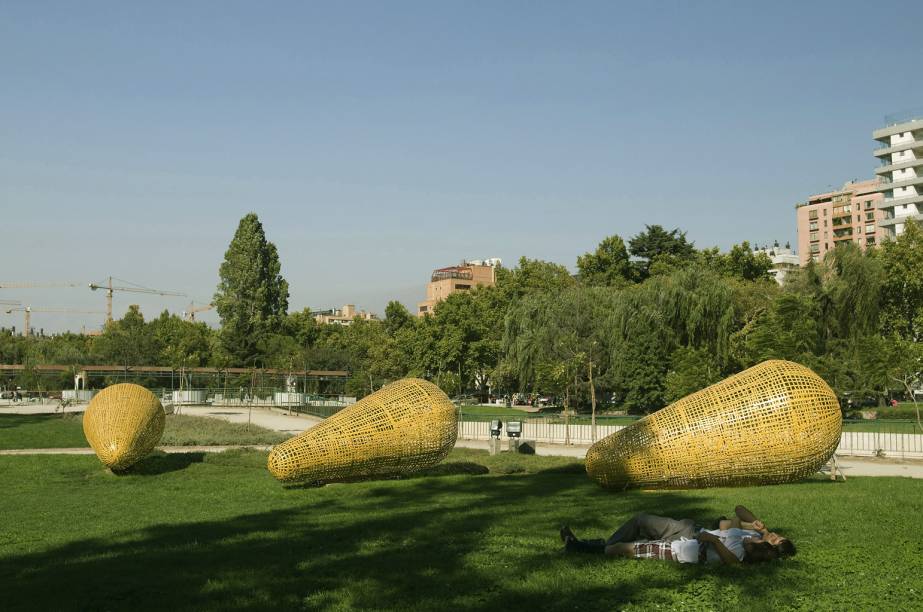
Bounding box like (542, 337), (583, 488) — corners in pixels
(183, 301), (215, 322)
(4, 306), (106, 337)
(89, 277), (186, 323)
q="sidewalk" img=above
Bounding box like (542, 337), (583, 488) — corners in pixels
(175, 405), (322, 434)
(0, 402), (322, 434)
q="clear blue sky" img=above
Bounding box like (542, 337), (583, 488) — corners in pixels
(3, 1), (923, 332)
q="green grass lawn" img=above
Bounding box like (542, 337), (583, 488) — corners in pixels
(0, 413), (290, 449)
(458, 405), (549, 417)
(459, 406), (639, 426)
(842, 419), (923, 434)
(1, 448), (921, 611)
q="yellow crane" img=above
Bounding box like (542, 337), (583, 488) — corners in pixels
(183, 301), (215, 322)
(89, 277), (186, 323)
(4, 306), (106, 337)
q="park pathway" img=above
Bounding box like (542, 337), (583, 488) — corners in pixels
(6, 403), (923, 478)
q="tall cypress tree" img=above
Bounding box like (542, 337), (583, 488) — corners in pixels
(214, 213), (289, 365)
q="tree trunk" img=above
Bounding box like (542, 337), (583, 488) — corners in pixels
(589, 361), (597, 442)
(564, 384), (570, 445)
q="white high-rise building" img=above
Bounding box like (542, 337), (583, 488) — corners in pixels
(872, 110), (923, 238)
(753, 242), (800, 285)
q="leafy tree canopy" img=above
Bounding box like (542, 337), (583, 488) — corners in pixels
(577, 234), (632, 287)
(214, 213), (289, 366)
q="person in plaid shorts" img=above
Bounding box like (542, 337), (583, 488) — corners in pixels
(560, 507), (793, 565)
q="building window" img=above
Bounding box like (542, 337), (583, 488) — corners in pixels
(866, 201), (873, 209)
(809, 210), (818, 220)
(810, 232), (819, 241)
(824, 220), (828, 227)
(809, 222), (818, 231)
(866, 212), (875, 221)
(865, 224), (875, 234)
(823, 209), (828, 216)
(810, 244), (820, 254)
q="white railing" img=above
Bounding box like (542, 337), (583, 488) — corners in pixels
(457, 422), (923, 459)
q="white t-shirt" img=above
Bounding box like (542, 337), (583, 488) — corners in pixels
(670, 528), (760, 564)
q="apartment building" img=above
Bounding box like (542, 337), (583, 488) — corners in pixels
(313, 304), (378, 326)
(753, 242), (800, 285)
(872, 110), (923, 238)
(417, 258), (501, 316)
(795, 179), (886, 265)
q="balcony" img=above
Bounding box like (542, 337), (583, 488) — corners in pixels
(878, 193), (923, 210)
(875, 157), (923, 175)
(872, 174), (923, 193)
(431, 269), (473, 282)
(873, 138), (923, 157)
(879, 212), (923, 228)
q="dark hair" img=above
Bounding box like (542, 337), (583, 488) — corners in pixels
(776, 539), (797, 558)
(743, 541), (778, 564)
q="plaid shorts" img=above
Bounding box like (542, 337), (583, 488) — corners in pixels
(632, 541), (675, 562)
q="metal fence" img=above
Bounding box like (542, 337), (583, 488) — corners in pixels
(457, 417), (923, 459)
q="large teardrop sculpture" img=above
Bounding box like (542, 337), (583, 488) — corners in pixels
(268, 378), (458, 484)
(83, 383), (166, 471)
(586, 360), (842, 489)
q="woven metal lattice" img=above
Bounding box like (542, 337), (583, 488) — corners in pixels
(83, 383), (165, 471)
(268, 378), (458, 484)
(586, 360), (842, 489)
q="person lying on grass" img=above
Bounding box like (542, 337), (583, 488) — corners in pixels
(560, 506), (795, 565)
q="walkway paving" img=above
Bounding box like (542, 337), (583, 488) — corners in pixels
(175, 405), (322, 434)
(0, 402), (322, 435)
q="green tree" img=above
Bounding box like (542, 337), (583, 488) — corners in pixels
(214, 213), (289, 366)
(92, 305), (160, 367)
(878, 220), (923, 341)
(628, 225), (697, 280)
(497, 257), (576, 297)
(605, 268), (738, 413)
(148, 311), (213, 368)
(664, 346), (723, 403)
(504, 286), (617, 431)
(384, 301), (414, 335)
(721, 242), (773, 281)
(577, 235), (632, 287)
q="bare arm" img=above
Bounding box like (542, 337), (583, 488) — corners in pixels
(697, 532), (741, 566)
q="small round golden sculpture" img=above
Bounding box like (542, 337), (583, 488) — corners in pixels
(268, 378), (458, 484)
(586, 360), (842, 489)
(83, 383), (165, 471)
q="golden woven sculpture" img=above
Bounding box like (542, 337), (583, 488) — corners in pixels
(586, 360), (842, 489)
(83, 383), (165, 471)
(268, 378), (458, 484)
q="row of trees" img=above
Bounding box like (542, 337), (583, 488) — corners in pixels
(3, 213), (922, 413)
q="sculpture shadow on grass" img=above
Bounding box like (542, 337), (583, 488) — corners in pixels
(0, 467), (814, 612)
(113, 451), (206, 476)
(282, 460), (492, 489)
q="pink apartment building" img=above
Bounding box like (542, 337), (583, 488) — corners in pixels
(795, 179), (887, 266)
